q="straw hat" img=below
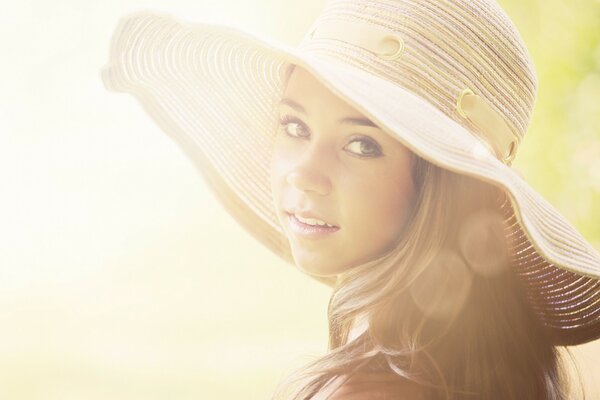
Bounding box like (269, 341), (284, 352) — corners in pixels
(101, 0), (600, 345)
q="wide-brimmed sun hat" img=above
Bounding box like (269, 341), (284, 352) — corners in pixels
(101, 0), (600, 345)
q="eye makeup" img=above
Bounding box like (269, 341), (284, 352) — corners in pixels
(277, 114), (384, 158)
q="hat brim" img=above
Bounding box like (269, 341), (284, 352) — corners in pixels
(101, 11), (600, 344)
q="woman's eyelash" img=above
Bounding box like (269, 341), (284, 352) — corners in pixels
(277, 115), (383, 158)
(347, 136), (384, 158)
(278, 115), (308, 138)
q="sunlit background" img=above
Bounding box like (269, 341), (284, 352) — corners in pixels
(1, 0), (599, 398)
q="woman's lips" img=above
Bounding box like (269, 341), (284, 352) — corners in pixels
(287, 213), (340, 238)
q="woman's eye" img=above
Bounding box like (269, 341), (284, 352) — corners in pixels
(278, 115), (309, 139)
(345, 137), (383, 158)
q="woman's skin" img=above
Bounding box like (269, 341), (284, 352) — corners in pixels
(270, 66), (418, 277)
(324, 372), (427, 400)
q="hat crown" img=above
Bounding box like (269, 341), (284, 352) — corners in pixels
(298, 0), (538, 163)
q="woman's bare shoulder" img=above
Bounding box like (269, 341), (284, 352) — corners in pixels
(323, 372), (427, 400)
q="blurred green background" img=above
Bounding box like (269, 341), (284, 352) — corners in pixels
(504, 0), (600, 252)
(0, 0), (598, 399)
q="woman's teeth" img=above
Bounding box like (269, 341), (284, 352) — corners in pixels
(295, 214), (335, 228)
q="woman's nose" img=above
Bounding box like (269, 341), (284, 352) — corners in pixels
(285, 151), (332, 196)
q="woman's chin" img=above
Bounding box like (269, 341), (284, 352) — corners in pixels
(291, 251), (347, 278)
(292, 255), (374, 279)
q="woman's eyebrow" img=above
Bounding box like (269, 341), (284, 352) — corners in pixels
(280, 98), (379, 128)
(340, 117), (379, 128)
(280, 98), (306, 114)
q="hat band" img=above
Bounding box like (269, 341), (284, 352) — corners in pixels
(308, 18), (405, 61)
(456, 88), (519, 165)
(307, 18), (520, 165)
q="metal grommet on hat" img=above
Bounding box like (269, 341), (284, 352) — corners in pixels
(376, 35), (404, 61)
(503, 141), (517, 165)
(308, 18), (404, 61)
(456, 88), (474, 119)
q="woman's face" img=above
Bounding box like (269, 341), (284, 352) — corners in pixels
(270, 66), (417, 277)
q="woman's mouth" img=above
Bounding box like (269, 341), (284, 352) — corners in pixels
(287, 212), (340, 238)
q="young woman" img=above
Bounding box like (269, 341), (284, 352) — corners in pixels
(102, 0), (600, 398)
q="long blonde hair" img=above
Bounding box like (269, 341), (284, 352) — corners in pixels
(272, 153), (581, 399)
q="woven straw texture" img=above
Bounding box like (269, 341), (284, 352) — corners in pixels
(101, 0), (600, 345)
